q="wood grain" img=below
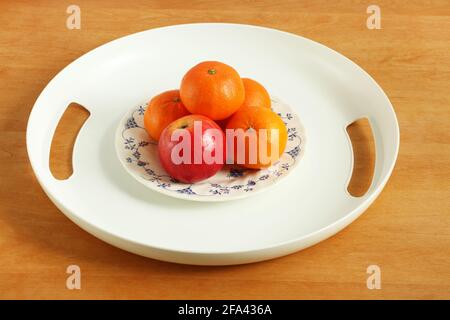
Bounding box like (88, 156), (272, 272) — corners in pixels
(49, 103), (90, 180)
(0, 0), (449, 299)
(346, 119), (376, 197)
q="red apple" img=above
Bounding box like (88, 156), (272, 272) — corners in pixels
(158, 115), (225, 183)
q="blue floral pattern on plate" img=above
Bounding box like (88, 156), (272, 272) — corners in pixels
(115, 97), (305, 201)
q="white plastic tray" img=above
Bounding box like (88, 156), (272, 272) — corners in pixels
(26, 23), (399, 265)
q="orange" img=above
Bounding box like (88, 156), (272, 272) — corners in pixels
(143, 89), (190, 141)
(241, 78), (271, 109)
(216, 78), (271, 129)
(180, 61), (245, 120)
(225, 106), (287, 169)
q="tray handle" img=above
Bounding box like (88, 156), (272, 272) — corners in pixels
(27, 89), (92, 191)
(343, 108), (399, 203)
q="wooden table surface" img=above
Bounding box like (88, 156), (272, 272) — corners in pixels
(1, 0), (449, 299)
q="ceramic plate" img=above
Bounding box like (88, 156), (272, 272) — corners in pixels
(27, 23), (399, 265)
(115, 97), (305, 201)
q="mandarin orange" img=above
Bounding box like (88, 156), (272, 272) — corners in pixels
(225, 106), (287, 169)
(143, 89), (190, 141)
(241, 78), (271, 109)
(180, 61), (245, 120)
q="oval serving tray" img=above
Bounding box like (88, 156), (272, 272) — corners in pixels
(115, 97), (305, 201)
(26, 23), (399, 265)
